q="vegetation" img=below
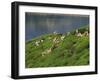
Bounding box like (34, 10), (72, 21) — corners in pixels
(25, 25), (89, 68)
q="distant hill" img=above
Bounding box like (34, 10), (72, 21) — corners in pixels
(25, 25), (89, 68)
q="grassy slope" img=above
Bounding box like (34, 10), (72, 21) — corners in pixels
(25, 25), (89, 68)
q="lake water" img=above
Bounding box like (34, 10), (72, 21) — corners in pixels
(25, 12), (89, 41)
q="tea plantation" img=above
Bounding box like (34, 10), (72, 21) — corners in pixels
(25, 25), (89, 68)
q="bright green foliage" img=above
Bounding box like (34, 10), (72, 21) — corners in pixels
(25, 25), (89, 68)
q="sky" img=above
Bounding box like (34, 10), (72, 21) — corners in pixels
(25, 12), (89, 41)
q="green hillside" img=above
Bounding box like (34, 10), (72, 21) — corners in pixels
(25, 25), (89, 68)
